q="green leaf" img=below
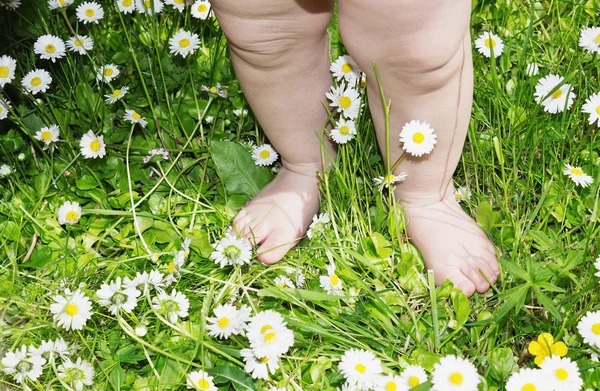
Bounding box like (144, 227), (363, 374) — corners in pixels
(499, 257), (530, 282)
(533, 286), (562, 321)
(183, 228), (212, 258)
(487, 348), (518, 381)
(76, 175), (99, 190)
(207, 366), (257, 391)
(451, 289), (471, 326)
(476, 202), (497, 233)
(20, 246), (52, 269)
(527, 230), (555, 252)
(495, 283), (529, 320)
(75, 82), (99, 115)
(370, 232), (393, 258)
(0, 221), (19, 241)
(209, 141), (272, 198)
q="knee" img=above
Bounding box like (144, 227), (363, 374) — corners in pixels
(213, 3), (332, 70)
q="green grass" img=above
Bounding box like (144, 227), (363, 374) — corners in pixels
(1, 0), (600, 390)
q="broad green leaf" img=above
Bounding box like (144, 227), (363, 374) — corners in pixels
(208, 365), (257, 391)
(499, 257), (530, 282)
(184, 228), (212, 258)
(533, 286), (562, 321)
(528, 230), (555, 252)
(20, 246), (52, 269)
(76, 175), (99, 190)
(209, 141), (272, 198)
(451, 289), (471, 326)
(487, 348), (518, 381)
(0, 221), (19, 241)
(476, 202), (497, 233)
(495, 284), (529, 320)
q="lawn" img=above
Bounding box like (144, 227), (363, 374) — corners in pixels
(0, 0), (600, 390)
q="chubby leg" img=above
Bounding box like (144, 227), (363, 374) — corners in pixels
(338, 0), (499, 296)
(211, 0), (334, 263)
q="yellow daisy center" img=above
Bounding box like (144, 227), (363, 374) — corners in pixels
(341, 63), (353, 73)
(85, 8), (95, 17)
(339, 96), (352, 109)
(65, 303), (79, 316)
(45, 44), (56, 54)
(31, 77), (42, 87)
(449, 372), (463, 385)
(484, 38), (496, 48)
(112, 89), (121, 98)
(132, 112), (141, 120)
(384, 174), (396, 182)
(258, 357), (269, 363)
(259, 150), (270, 159)
(595, 34), (600, 44)
(570, 167), (583, 176)
(263, 332), (276, 343)
(209, 86), (217, 93)
(0, 66), (9, 78)
(385, 382), (397, 391)
(104, 68), (114, 77)
(179, 38), (190, 48)
(66, 211), (79, 222)
(41, 131), (52, 141)
(197, 379), (210, 390)
(122, 0), (132, 5)
(145, 0), (151, 7)
(551, 89), (563, 99)
(167, 261), (175, 274)
(408, 376), (421, 387)
(330, 274), (339, 285)
(90, 140), (101, 152)
(592, 323), (600, 335)
(555, 368), (568, 381)
(455, 193), (463, 199)
(0, 107), (3, 114)
(595, 105), (600, 115)
(412, 132), (425, 144)
(339, 125), (350, 135)
(218, 317), (229, 328)
(198, 3), (207, 12)
(355, 363), (366, 374)
(74, 39), (84, 47)
(59, 0), (65, 5)
(174, 0), (184, 3)
(260, 325), (272, 334)
(522, 383), (536, 391)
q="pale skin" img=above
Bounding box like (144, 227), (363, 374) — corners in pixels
(211, 0), (500, 297)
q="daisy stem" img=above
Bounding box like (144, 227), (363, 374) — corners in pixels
(50, 357), (75, 391)
(51, 152), (81, 188)
(372, 62), (392, 175)
(427, 270), (440, 351)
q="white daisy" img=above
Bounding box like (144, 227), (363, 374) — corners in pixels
(50, 289), (93, 331)
(57, 357), (94, 391)
(1, 345), (46, 384)
(135, 0), (163, 14)
(96, 277), (141, 315)
(577, 310), (600, 348)
(375, 375), (405, 391)
(76, 1), (104, 23)
(319, 262), (343, 295)
(331, 118), (357, 144)
(124, 109), (148, 128)
(563, 163), (594, 188)
(330, 55), (362, 83)
(116, 0), (135, 13)
(0, 55), (16, 88)
(339, 349), (383, 391)
(582, 92), (600, 126)
(430, 355), (480, 391)
(104, 86), (129, 104)
(2, 0), (21, 9)
(252, 144), (278, 166)
(34, 124), (60, 149)
(526, 63), (540, 76)
(201, 83), (228, 98)
(48, 0), (74, 10)
(0, 164), (12, 178)
(22, 69), (52, 95)
(204, 115), (214, 124)
(79, 130), (106, 159)
(0, 98), (11, 120)
(286, 267), (306, 288)
(539, 356), (583, 391)
(57, 201), (82, 225)
(205, 303), (249, 339)
(210, 233), (253, 268)
(274, 275), (295, 289)
(240, 348), (278, 380)
(169, 29), (200, 58)
(594, 255), (600, 278)
(326, 84), (361, 119)
(187, 370), (218, 391)
(182, 237), (192, 258)
(135, 325), (148, 336)
(534, 74), (575, 114)
(143, 147), (170, 164)
(96, 64), (120, 83)
(34, 34), (66, 62)
(579, 27), (600, 54)
(165, 0), (185, 12)
(306, 213), (330, 239)
(66, 35), (94, 55)
(474, 31), (504, 58)
(190, 0), (210, 19)
(373, 173), (407, 191)
(124, 270), (165, 293)
(505, 368), (551, 391)
(399, 120), (437, 157)
(454, 186), (472, 203)
(164, 250), (185, 286)
(246, 310), (294, 359)
(399, 365), (428, 389)
(233, 108), (248, 117)
(152, 289), (189, 323)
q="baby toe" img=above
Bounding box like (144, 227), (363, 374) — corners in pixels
(256, 231), (300, 265)
(460, 262), (490, 294)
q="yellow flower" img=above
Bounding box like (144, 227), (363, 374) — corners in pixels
(528, 333), (568, 366)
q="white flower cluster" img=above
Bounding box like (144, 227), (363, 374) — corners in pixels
(1, 341), (94, 390)
(210, 231), (253, 268)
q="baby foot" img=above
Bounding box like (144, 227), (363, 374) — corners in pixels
(232, 164), (321, 264)
(404, 196), (500, 296)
